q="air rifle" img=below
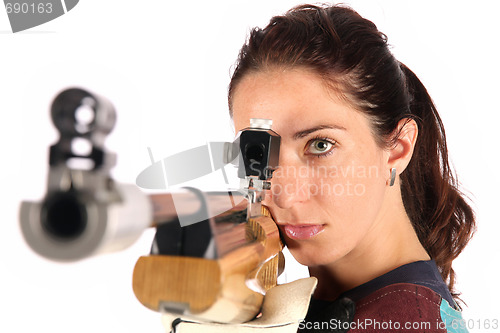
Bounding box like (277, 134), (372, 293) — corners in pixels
(19, 88), (284, 324)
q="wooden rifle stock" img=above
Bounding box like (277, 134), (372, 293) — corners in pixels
(19, 88), (286, 324)
(133, 196), (284, 324)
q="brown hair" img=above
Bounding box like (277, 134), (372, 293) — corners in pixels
(228, 4), (475, 301)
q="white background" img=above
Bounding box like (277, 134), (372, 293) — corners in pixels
(1, 1), (499, 332)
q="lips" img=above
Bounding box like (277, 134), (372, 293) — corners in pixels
(281, 224), (325, 240)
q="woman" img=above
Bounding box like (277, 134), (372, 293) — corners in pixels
(229, 4), (475, 332)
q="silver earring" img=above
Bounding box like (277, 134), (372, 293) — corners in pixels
(389, 168), (396, 186)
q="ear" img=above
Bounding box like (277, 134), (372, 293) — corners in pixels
(387, 118), (418, 175)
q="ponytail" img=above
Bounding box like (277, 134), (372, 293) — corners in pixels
(399, 63), (475, 302)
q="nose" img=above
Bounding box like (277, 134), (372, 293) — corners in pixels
(265, 156), (310, 210)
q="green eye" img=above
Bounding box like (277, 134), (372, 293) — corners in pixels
(306, 138), (336, 156)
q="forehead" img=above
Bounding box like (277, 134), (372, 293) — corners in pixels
(231, 68), (363, 134)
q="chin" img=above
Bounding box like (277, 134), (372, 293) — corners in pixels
(286, 242), (339, 267)
(286, 241), (344, 267)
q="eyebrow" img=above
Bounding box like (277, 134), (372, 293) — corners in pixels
(292, 124), (346, 140)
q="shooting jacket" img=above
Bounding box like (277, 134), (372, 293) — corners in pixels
(301, 260), (468, 333)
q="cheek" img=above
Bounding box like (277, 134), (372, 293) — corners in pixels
(274, 169), (388, 267)
(310, 159), (387, 251)
(313, 155), (386, 206)
(335, 164), (386, 209)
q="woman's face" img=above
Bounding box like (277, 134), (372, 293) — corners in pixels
(232, 68), (392, 267)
